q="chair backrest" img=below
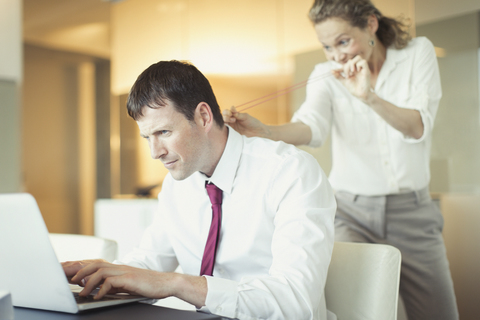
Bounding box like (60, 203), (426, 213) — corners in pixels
(48, 233), (118, 262)
(325, 242), (402, 320)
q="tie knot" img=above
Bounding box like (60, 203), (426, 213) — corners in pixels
(206, 183), (223, 205)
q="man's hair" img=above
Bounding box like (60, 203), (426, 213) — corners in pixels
(308, 0), (411, 49)
(126, 60), (224, 127)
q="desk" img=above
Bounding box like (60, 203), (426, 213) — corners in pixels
(14, 303), (225, 320)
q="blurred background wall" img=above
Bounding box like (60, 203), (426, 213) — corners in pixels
(0, 0), (22, 194)
(15, 0), (416, 233)
(1, 0), (479, 318)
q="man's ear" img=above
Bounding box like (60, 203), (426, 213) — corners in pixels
(195, 102), (214, 132)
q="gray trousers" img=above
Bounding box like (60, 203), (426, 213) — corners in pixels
(334, 188), (459, 320)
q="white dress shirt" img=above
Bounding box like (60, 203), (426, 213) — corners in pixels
(291, 37), (441, 196)
(120, 128), (337, 320)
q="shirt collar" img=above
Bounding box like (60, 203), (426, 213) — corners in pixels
(203, 126), (242, 195)
(375, 44), (408, 91)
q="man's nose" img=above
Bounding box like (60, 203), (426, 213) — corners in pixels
(149, 138), (167, 159)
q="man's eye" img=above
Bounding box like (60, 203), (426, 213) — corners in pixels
(155, 130), (170, 137)
(339, 39), (349, 46)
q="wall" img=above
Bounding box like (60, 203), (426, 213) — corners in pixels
(22, 0), (111, 58)
(0, 80), (22, 193)
(0, 0), (22, 193)
(440, 193), (480, 319)
(417, 13), (480, 193)
(22, 44), (109, 234)
(292, 49), (332, 174)
(110, 0), (319, 95)
(23, 45), (80, 233)
(0, 0), (22, 81)
(415, 0), (480, 25)
(417, 12), (480, 319)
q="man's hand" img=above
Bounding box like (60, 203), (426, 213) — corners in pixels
(63, 260), (207, 308)
(62, 259), (106, 285)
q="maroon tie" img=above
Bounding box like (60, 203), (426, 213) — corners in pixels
(200, 183), (223, 276)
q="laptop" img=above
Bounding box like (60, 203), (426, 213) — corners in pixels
(0, 193), (148, 313)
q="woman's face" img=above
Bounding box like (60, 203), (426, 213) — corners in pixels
(314, 17), (375, 64)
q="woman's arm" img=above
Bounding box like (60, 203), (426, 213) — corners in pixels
(332, 55), (424, 139)
(223, 106), (313, 146)
(365, 92), (423, 139)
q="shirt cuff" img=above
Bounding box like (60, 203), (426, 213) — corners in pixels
(401, 107), (431, 144)
(204, 276), (238, 318)
(401, 90), (432, 144)
(290, 116), (323, 148)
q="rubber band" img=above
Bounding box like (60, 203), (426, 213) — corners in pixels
(235, 72), (333, 113)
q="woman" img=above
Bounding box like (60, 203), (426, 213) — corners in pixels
(223, 1), (458, 319)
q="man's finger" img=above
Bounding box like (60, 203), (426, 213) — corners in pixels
(71, 261), (109, 284)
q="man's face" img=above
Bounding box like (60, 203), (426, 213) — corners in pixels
(136, 101), (208, 181)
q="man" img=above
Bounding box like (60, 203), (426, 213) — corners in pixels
(63, 60), (336, 319)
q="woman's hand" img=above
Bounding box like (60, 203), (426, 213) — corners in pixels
(332, 55), (373, 102)
(222, 106), (271, 138)
(332, 55), (424, 139)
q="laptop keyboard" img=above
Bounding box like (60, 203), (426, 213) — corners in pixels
(73, 292), (124, 304)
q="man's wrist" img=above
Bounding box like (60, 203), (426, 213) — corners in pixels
(170, 273), (207, 308)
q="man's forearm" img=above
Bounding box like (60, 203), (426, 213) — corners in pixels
(170, 273), (208, 308)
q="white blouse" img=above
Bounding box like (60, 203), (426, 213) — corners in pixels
(292, 37), (442, 196)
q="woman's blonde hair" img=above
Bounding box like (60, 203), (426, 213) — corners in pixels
(309, 0), (411, 49)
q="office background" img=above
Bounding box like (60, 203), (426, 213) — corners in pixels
(1, 0), (479, 318)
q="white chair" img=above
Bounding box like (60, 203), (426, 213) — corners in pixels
(94, 199), (157, 260)
(48, 233), (118, 262)
(325, 242), (402, 320)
